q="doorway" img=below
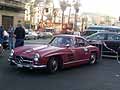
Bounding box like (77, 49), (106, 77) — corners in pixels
(2, 15), (14, 31)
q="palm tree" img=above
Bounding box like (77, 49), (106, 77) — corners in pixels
(67, 0), (74, 24)
(29, 1), (35, 28)
(60, 0), (68, 29)
(73, 0), (81, 31)
(53, 8), (58, 23)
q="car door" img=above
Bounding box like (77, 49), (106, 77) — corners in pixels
(88, 33), (107, 51)
(73, 37), (90, 62)
(105, 34), (120, 51)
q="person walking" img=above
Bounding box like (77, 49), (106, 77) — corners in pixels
(14, 24), (25, 48)
(0, 26), (4, 44)
(8, 25), (14, 50)
(0, 26), (4, 55)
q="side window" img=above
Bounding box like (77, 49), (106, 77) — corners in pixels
(90, 34), (105, 40)
(62, 38), (73, 45)
(75, 38), (86, 47)
(107, 34), (116, 40)
(116, 35), (120, 40)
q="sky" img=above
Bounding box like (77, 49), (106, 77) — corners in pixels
(53, 0), (120, 17)
(80, 0), (120, 17)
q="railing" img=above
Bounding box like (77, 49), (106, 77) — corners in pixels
(0, 0), (25, 9)
(101, 41), (120, 63)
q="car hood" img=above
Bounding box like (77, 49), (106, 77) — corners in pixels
(14, 44), (64, 58)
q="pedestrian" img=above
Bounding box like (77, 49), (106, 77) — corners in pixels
(14, 24), (25, 48)
(61, 24), (67, 34)
(66, 23), (74, 34)
(3, 30), (9, 49)
(0, 26), (4, 55)
(8, 25), (14, 50)
(0, 26), (4, 43)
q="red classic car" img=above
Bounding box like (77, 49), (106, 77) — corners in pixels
(8, 35), (100, 73)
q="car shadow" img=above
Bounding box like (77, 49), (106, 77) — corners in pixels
(6, 62), (101, 77)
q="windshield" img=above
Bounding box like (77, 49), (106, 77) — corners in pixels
(82, 31), (97, 36)
(49, 36), (73, 47)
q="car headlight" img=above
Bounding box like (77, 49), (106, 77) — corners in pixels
(33, 53), (40, 62)
(10, 49), (14, 56)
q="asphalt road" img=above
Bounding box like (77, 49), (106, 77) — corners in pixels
(0, 40), (120, 90)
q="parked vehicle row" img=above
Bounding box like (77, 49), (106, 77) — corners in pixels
(25, 29), (53, 40)
(25, 31), (38, 40)
(81, 25), (120, 37)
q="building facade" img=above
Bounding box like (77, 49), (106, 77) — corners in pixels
(25, 0), (63, 30)
(0, 0), (26, 30)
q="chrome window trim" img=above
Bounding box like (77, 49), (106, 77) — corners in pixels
(64, 59), (89, 65)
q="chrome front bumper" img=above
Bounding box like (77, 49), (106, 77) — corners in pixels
(8, 58), (47, 69)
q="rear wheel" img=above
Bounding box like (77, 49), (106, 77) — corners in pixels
(47, 57), (58, 73)
(89, 53), (97, 64)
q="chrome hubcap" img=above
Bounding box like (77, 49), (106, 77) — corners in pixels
(91, 54), (96, 64)
(51, 60), (58, 71)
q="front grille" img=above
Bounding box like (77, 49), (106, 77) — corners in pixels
(15, 56), (33, 65)
(16, 56), (33, 61)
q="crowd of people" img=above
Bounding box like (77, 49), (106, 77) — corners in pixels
(0, 24), (25, 54)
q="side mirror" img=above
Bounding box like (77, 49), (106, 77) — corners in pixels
(87, 39), (92, 43)
(65, 44), (70, 48)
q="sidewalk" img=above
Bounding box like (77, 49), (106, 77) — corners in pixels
(24, 38), (51, 44)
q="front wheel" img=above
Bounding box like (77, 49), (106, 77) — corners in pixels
(47, 57), (58, 73)
(89, 53), (97, 64)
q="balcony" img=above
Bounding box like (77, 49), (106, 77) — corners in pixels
(0, 0), (26, 12)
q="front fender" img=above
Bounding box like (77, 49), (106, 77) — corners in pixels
(88, 46), (100, 56)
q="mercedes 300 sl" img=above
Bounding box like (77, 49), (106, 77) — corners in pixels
(8, 35), (100, 73)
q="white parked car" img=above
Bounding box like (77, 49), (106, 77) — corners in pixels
(38, 32), (53, 38)
(73, 31), (81, 36)
(25, 31), (38, 40)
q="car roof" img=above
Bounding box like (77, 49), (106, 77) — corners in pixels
(55, 34), (84, 39)
(87, 25), (120, 31)
(88, 25), (120, 28)
(93, 31), (118, 34)
(86, 31), (119, 38)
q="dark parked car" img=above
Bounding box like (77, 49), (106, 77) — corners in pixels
(82, 25), (120, 37)
(86, 32), (120, 57)
(8, 34), (100, 73)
